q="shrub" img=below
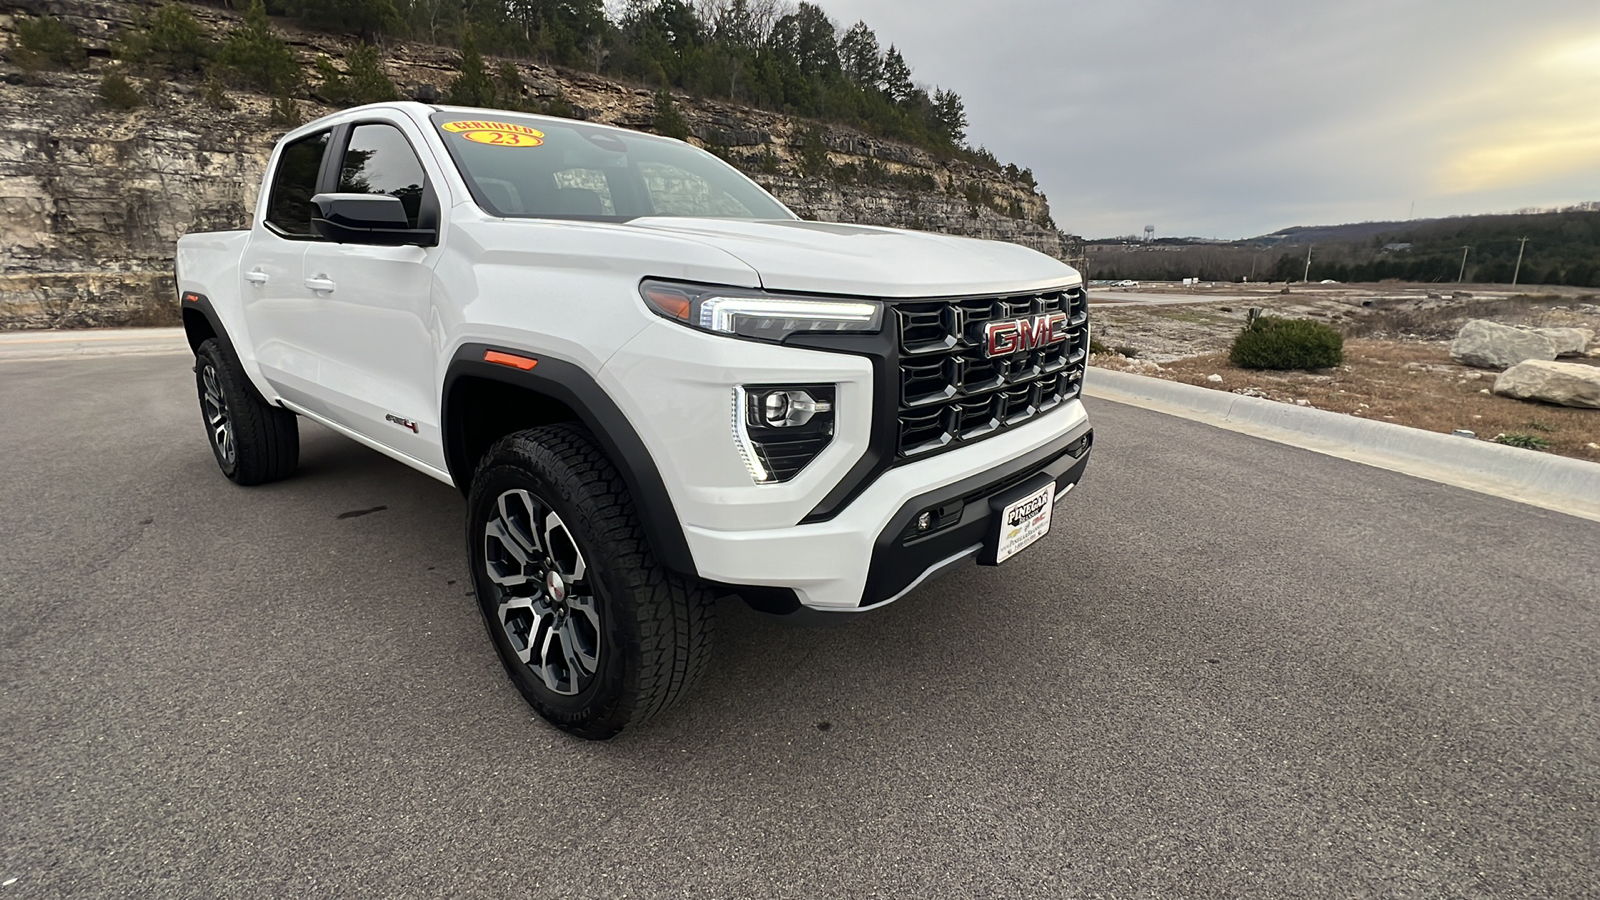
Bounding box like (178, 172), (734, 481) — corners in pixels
(315, 43), (398, 106)
(496, 62), (526, 111)
(447, 34), (496, 107)
(114, 3), (213, 74)
(652, 88), (690, 140)
(795, 124), (832, 179)
(98, 70), (144, 109)
(1492, 433), (1550, 451)
(203, 75), (237, 110)
(268, 93), (302, 126)
(1088, 337), (1111, 355)
(218, 0), (301, 94)
(1229, 316), (1344, 370)
(539, 89), (575, 119)
(13, 16), (88, 71)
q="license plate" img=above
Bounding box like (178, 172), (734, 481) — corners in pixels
(995, 482), (1055, 563)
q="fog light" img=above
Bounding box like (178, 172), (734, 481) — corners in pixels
(916, 511), (934, 532)
(733, 384), (837, 483)
(759, 389), (831, 427)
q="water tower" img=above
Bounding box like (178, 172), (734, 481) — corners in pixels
(1144, 225), (1155, 243)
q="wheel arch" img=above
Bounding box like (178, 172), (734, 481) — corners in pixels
(442, 343), (698, 578)
(180, 291), (231, 355)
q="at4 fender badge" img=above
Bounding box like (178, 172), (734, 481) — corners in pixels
(983, 312), (1069, 358)
(385, 414), (419, 433)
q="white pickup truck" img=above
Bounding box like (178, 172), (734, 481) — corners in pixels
(176, 102), (1093, 738)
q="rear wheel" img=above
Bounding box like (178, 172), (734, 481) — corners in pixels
(194, 338), (298, 485)
(467, 424), (715, 739)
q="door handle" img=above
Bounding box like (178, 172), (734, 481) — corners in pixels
(304, 276), (337, 294)
(245, 269), (269, 285)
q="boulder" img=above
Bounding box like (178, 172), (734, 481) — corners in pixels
(1492, 360), (1600, 408)
(1449, 319), (1557, 369)
(1531, 327), (1594, 357)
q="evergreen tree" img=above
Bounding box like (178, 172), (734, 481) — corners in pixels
(769, 3), (838, 78)
(217, 0), (300, 94)
(931, 88), (966, 144)
(447, 33), (499, 107)
(652, 88), (691, 140)
(316, 42), (399, 106)
(114, 4), (213, 75)
(12, 16), (88, 71)
(839, 20), (880, 88)
(881, 44), (912, 104)
(285, 0), (397, 40)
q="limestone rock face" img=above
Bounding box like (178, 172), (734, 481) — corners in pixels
(1531, 327), (1595, 357)
(1449, 320), (1557, 369)
(0, 0), (1081, 329)
(1492, 360), (1600, 408)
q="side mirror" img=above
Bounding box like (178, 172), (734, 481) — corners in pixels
(310, 193), (437, 246)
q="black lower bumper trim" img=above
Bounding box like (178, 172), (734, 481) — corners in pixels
(857, 425), (1093, 607)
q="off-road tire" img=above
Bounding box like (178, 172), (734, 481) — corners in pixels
(194, 338), (299, 485)
(467, 423), (715, 739)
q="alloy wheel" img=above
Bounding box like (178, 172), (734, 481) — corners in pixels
(483, 489), (600, 696)
(200, 363), (235, 468)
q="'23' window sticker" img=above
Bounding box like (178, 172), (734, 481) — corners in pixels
(441, 120), (545, 147)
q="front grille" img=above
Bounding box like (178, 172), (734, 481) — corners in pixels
(894, 286), (1088, 459)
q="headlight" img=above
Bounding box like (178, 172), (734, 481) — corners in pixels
(640, 279), (882, 342)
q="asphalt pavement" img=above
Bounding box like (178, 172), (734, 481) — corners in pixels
(2, 350), (1596, 898)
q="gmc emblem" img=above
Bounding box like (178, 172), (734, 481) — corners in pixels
(983, 313), (1069, 358)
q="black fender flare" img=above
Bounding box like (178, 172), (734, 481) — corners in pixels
(179, 291), (236, 357)
(441, 343), (698, 578)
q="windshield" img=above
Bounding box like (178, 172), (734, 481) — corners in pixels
(429, 111), (794, 222)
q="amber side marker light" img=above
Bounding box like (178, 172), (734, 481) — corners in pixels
(182, 292), (202, 303)
(484, 350), (538, 370)
(642, 286), (693, 321)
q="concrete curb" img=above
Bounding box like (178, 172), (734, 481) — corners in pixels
(1084, 366), (1600, 523)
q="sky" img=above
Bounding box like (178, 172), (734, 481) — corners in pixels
(813, 0), (1600, 239)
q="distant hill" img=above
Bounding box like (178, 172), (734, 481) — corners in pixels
(1090, 205), (1600, 286)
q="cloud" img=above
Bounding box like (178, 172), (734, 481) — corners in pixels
(814, 0), (1600, 237)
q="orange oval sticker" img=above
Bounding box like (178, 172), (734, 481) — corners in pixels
(441, 120), (545, 148)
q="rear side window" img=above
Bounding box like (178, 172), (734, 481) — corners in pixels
(338, 123), (428, 228)
(265, 131), (329, 237)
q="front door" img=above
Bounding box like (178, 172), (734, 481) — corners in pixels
(298, 120), (445, 470)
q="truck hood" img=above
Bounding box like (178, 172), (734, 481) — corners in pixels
(625, 218), (1078, 298)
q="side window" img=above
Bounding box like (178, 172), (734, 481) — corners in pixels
(339, 123), (428, 228)
(638, 161), (753, 217)
(265, 131), (330, 237)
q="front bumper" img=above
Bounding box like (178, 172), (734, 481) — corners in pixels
(683, 401), (1093, 610)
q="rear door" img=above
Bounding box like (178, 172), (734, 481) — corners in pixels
(238, 129), (331, 410)
(298, 118), (446, 469)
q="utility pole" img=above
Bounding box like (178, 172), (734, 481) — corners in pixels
(1457, 246), (1471, 283)
(1302, 245), (1313, 283)
(1511, 237), (1529, 286)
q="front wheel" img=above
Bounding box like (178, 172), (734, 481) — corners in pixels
(467, 424), (715, 739)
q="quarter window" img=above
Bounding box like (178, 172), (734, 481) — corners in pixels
(265, 131), (329, 237)
(338, 123), (428, 228)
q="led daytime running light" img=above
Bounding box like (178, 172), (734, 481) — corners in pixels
(731, 386), (772, 484)
(699, 297), (880, 333)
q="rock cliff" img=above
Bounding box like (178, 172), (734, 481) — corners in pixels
(0, 0), (1081, 328)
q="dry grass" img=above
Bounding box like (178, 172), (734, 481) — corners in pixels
(1096, 339), (1600, 463)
